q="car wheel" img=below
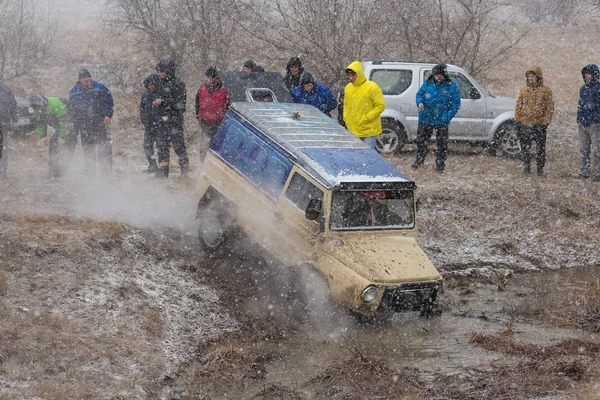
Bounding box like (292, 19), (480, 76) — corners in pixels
(197, 209), (228, 253)
(492, 122), (521, 158)
(376, 120), (406, 155)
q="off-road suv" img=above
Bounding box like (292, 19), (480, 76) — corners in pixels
(362, 61), (518, 156)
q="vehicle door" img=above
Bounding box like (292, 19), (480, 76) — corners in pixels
(421, 69), (487, 138)
(275, 169), (325, 264)
(368, 67), (416, 131)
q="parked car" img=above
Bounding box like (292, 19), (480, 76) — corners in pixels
(11, 97), (36, 137)
(358, 61), (518, 157)
(219, 71), (293, 103)
(195, 102), (442, 319)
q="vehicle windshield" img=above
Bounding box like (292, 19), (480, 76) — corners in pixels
(330, 189), (415, 231)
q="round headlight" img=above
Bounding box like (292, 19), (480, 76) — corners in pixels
(361, 285), (378, 302)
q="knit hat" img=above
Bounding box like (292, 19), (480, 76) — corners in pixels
(243, 59), (256, 69)
(300, 71), (315, 85)
(205, 66), (218, 79)
(78, 68), (91, 79)
(431, 63), (448, 77)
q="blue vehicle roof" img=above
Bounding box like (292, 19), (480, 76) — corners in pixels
(229, 102), (414, 189)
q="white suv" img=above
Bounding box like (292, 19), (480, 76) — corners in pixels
(361, 61), (518, 156)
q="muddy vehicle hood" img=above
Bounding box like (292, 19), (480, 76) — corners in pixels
(320, 234), (441, 283)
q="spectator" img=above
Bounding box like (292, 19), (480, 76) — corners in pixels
(242, 59), (256, 72)
(29, 95), (69, 178)
(140, 74), (161, 174)
(154, 59), (189, 178)
(577, 64), (600, 181)
(0, 73), (17, 179)
(195, 66), (228, 161)
(514, 65), (554, 176)
(411, 63), (461, 173)
(291, 71), (337, 117)
(343, 61), (385, 149)
(67, 68), (114, 178)
(284, 57), (304, 93)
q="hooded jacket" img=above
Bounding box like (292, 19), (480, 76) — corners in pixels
(195, 78), (228, 124)
(284, 57), (305, 93)
(291, 73), (337, 117)
(343, 61), (385, 138)
(34, 97), (68, 138)
(514, 65), (554, 127)
(415, 67), (461, 126)
(156, 60), (187, 121)
(69, 80), (114, 128)
(577, 64), (600, 126)
(140, 74), (161, 130)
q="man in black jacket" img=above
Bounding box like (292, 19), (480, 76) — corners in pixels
(140, 74), (160, 173)
(284, 57), (304, 93)
(0, 74), (18, 179)
(154, 60), (189, 178)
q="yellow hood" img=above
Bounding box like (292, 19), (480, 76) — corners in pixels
(320, 235), (441, 283)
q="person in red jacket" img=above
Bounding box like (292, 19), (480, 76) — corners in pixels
(195, 66), (228, 161)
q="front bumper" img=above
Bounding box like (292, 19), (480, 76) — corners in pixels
(378, 280), (441, 313)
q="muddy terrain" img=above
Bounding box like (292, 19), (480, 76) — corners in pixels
(1, 111), (600, 399)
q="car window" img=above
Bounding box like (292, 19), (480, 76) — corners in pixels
(330, 189), (415, 231)
(423, 70), (480, 99)
(247, 88), (276, 102)
(284, 172), (324, 213)
(370, 69), (413, 95)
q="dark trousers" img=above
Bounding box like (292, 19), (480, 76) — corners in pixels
(143, 126), (159, 166)
(415, 123), (449, 171)
(518, 124), (546, 171)
(157, 118), (189, 167)
(48, 127), (62, 177)
(64, 124), (112, 178)
(198, 121), (220, 162)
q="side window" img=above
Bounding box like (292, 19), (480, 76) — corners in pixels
(370, 69), (413, 95)
(423, 70), (480, 99)
(284, 172), (324, 213)
(247, 88), (276, 102)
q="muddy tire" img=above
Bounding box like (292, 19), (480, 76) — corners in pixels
(489, 121), (521, 158)
(197, 209), (228, 253)
(376, 119), (406, 155)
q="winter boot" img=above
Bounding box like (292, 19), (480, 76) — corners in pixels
(146, 162), (159, 174)
(155, 161), (169, 179)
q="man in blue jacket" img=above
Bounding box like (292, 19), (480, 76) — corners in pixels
(291, 72), (337, 117)
(67, 68), (114, 178)
(411, 63), (461, 173)
(577, 64), (600, 181)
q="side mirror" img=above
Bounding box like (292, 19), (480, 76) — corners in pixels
(305, 198), (322, 221)
(470, 87), (481, 100)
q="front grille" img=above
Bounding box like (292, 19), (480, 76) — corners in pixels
(379, 281), (440, 312)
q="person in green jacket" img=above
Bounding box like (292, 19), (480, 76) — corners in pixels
(29, 95), (71, 177)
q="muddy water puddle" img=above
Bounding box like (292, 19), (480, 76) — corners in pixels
(262, 265), (600, 385)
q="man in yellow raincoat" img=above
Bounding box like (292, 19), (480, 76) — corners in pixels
(343, 61), (385, 149)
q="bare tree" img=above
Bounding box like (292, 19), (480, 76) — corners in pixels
(0, 0), (59, 81)
(104, 0), (243, 77)
(520, 0), (590, 25)
(383, 0), (528, 78)
(234, 0), (390, 91)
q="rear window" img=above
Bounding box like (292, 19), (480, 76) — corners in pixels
(369, 69), (413, 95)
